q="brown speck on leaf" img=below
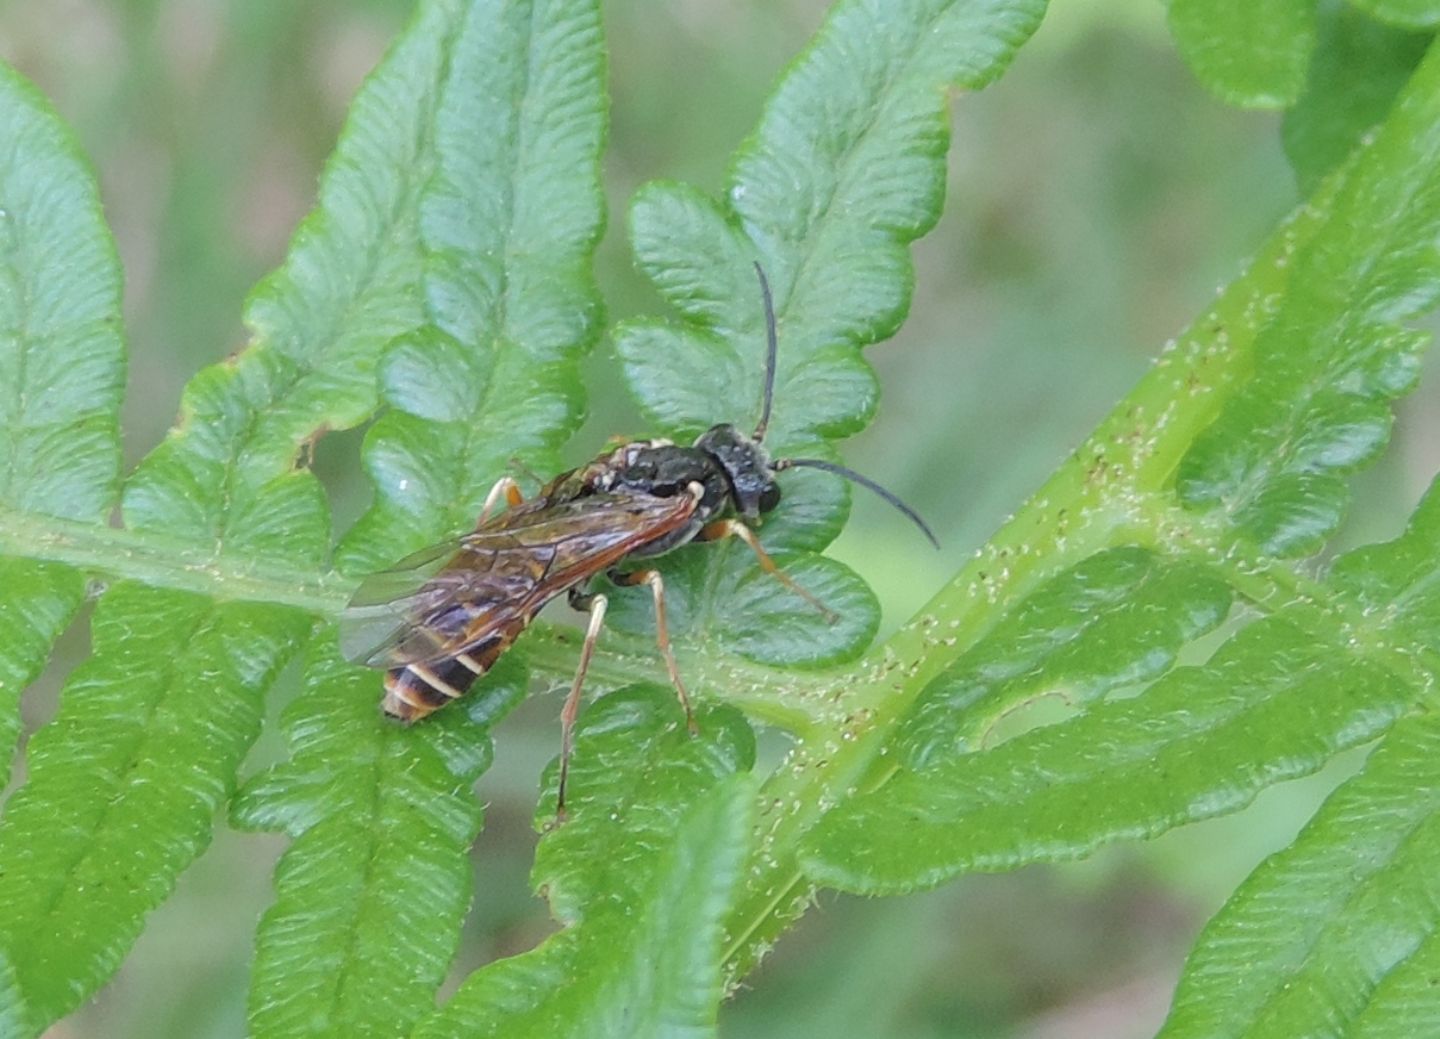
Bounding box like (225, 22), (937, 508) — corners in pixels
(296, 424), (330, 470)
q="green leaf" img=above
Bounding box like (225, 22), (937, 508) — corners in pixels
(1159, 713), (1440, 1038)
(0, 561), (83, 767)
(601, 547), (880, 669)
(414, 687), (756, 1039)
(0, 585), (303, 1027)
(0, 64), (125, 524)
(718, 36), (1440, 971)
(727, 26), (1440, 981)
(120, 0), (468, 555)
(337, 0), (606, 572)
(0, 950), (28, 1039)
(622, 0), (1045, 446)
(230, 638), (525, 1039)
(0, 60), (125, 774)
(234, 2), (609, 1034)
(608, 0), (1044, 659)
(1328, 474), (1440, 653)
(1176, 39), (1440, 556)
(1283, 5), (1431, 193)
(895, 548), (1233, 770)
(1349, 949), (1440, 1036)
(1351, 0), (1440, 29)
(416, 0), (606, 361)
(337, 330), (584, 571)
(800, 613), (1409, 894)
(1167, 0), (1318, 108)
(16, 0), (1440, 1026)
(715, 45), (1351, 977)
(0, 3), (478, 1026)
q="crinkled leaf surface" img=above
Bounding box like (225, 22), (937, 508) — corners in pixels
(606, 0), (1045, 664)
(231, 640), (525, 1039)
(0, 68), (124, 524)
(1168, 0), (1317, 108)
(0, 0), (472, 1027)
(231, 1), (607, 1036)
(1176, 38), (1440, 556)
(803, 612), (1408, 893)
(0, 951), (27, 1039)
(0, 62), (125, 772)
(413, 687), (756, 1039)
(1160, 713), (1440, 1038)
(1283, 5), (1431, 193)
(723, 36), (1440, 977)
(601, 545), (879, 670)
(119, 0), (463, 553)
(337, 0), (604, 574)
(0, 585), (303, 1026)
(0, 561), (81, 771)
(8, 0), (1440, 1034)
(1328, 473), (1440, 653)
(896, 548), (1233, 769)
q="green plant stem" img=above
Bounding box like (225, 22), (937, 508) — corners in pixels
(0, 175), (1375, 988)
(521, 627), (830, 734)
(719, 189), (1339, 979)
(0, 505), (834, 732)
(0, 507), (353, 612)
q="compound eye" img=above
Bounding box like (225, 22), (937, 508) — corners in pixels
(758, 482), (782, 513)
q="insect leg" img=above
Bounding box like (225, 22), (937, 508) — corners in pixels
(608, 568), (698, 735)
(506, 455), (543, 487)
(697, 519), (838, 624)
(557, 591), (607, 820)
(476, 476), (525, 525)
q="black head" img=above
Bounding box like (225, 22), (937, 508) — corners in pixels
(694, 262), (938, 547)
(693, 423), (780, 522)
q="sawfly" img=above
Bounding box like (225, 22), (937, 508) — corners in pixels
(344, 264), (937, 811)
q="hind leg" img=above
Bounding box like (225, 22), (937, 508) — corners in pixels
(555, 588), (608, 820)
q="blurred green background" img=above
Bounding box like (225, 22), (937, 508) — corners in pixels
(3, 1), (1436, 1037)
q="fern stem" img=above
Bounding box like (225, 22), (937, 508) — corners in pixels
(0, 505), (836, 731)
(0, 506), (353, 612)
(721, 183), (1342, 979)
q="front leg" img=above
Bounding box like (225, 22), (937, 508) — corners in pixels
(695, 519), (838, 623)
(475, 475), (525, 525)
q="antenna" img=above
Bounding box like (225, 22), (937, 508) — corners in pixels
(773, 457), (940, 549)
(752, 261), (779, 443)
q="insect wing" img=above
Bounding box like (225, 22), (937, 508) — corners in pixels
(341, 491), (697, 670)
(339, 540), (484, 667)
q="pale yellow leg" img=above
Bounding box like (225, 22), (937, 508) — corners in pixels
(699, 519), (838, 623)
(556, 593), (607, 820)
(476, 476), (524, 525)
(612, 569), (697, 734)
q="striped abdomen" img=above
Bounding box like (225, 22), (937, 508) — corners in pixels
(381, 618), (526, 722)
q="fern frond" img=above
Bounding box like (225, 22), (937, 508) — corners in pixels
(231, 2), (608, 1034)
(0, 61), (125, 773)
(413, 688), (755, 1039)
(1161, 713), (1440, 1036)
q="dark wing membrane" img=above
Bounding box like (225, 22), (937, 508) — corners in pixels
(345, 539), (469, 609)
(340, 491), (697, 670)
(340, 499), (560, 664)
(340, 553), (483, 667)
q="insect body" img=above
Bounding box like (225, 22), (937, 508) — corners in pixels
(344, 265), (936, 811)
(345, 487), (700, 721)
